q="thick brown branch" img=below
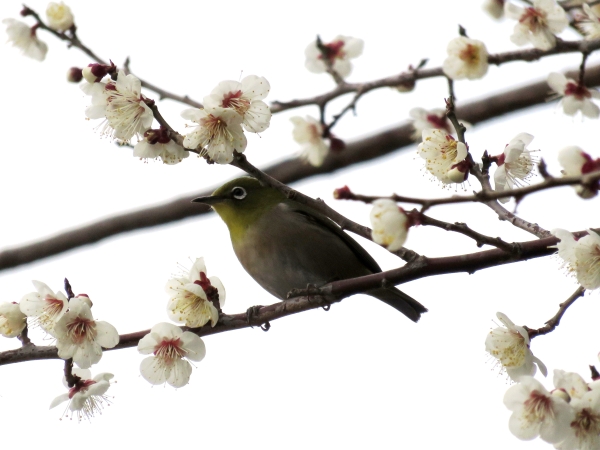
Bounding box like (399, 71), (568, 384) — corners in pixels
(0, 228), (572, 366)
(2, 64), (600, 271)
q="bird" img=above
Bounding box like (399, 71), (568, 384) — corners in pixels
(192, 177), (427, 322)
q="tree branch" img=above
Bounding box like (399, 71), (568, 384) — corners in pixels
(526, 286), (586, 338)
(2, 64), (600, 271)
(1, 226), (580, 366)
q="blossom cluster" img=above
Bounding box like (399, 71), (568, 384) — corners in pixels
(182, 75), (272, 164)
(505, 370), (600, 448)
(0, 280), (119, 420)
(137, 258), (222, 387)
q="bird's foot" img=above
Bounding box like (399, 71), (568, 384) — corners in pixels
(246, 305), (263, 327)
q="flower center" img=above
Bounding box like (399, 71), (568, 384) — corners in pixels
(66, 317), (97, 344)
(154, 337), (185, 365)
(318, 40), (345, 62)
(565, 82), (592, 100)
(222, 90), (250, 115)
(520, 7), (547, 32)
(459, 44), (480, 65)
(523, 390), (553, 422)
(572, 408), (600, 439)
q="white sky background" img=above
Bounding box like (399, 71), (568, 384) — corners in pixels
(0, 0), (599, 448)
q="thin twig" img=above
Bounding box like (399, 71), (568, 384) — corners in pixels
(527, 286), (586, 338)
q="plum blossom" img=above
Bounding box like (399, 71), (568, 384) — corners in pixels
(182, 107), (247, 164)
(559, 389), (600, 449)
(203, 76), (271, 133)
(291, 116), (330, 167)
(0, 302), (26, 338)
(505, 0), (568, 50)
(20, 280), (68, 333)
(493, 133), (538, 201)
(83, 71), (153, 142)
(548, 72), (600, 119)
(409, 107), (471, 141)
(370, 200), (410, 252)
(2, 19), (48, 61)
(304, 36), (364, 78)
(552, 229), (600, 290)
(50, 368), (113, 421)
(166, 257), (225, 328)
(46, 2), (74, 32)
(133, 128), (188, 165)
(417, 129), (470, 184)
(53, 296), (119, 369)
(485, 312), (547, 381)
(442, 36), (488, 80)
(138, 322), (206, 387)
(578, 3), (600, 40)
(558, 146), (600, 198)
(503, 376), (574, 443)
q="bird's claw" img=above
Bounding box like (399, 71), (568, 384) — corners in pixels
(260, 322), (271, 332)
(246, 305), (263, 327)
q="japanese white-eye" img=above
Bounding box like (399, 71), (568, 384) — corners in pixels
(193, 177), (427, 322)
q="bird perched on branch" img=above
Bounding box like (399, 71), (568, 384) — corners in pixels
(193, 177), (427, 322)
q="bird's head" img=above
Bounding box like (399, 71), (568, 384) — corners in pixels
(192, 177), (285, 232)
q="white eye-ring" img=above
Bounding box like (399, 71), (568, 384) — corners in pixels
(231, 186), (247, 200)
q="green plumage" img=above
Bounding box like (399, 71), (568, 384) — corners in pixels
(194, 177), (427, 322)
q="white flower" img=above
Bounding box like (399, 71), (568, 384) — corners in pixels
(558, 389), (600, 450)
(138, 322), (206, 388)
(2, 19), (48, 61)
(166, 257), (225, 328)
(20, 280), (68, 333)
(442, 36), (488, 80)
(554, 369), (590, 400)
(505, 0), (568, 50)
(290, 116), (330, 167)
(50, 369), (113, 421)
(203, 75), (271, 133)
(578, 3), (600, 40)
(558, 146), (600, 198)
(493, 133), (537, 202)
(370, 200), (409, 252)
(182, 107), (247, 164)
(46, 2), (74, 32)
(53, 296), (119, 369)
(84, 71), (154, 142)
(552, 229), (600, 290)
(485, 312), (547, 381)
(133, 128), (189, 165)
(0, 302), (26, 338)
(548, 72), (600, 119)
(417, 129), (469, 184)
(483, 0), (505, 19)
(304, 35), (364, 78)
(503, 376), (574, 443)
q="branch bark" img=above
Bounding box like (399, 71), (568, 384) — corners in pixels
(2, 64), (600, 271)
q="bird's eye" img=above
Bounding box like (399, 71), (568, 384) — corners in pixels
(231, 186), (247, 200)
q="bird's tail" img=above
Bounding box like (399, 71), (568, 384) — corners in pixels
(368, 287), (428, 322)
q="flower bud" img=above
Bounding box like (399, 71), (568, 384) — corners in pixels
(67, 67), (83, 83)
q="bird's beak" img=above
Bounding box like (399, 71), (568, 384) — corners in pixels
(191, 195), (227, 205)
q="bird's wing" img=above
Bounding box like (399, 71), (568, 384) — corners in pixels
(284, 201), (383, 275)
